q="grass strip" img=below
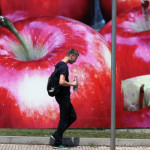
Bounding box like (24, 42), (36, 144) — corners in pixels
(0, 129), (150, 139)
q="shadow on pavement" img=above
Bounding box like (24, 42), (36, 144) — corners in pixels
(49, 137), (80, 146)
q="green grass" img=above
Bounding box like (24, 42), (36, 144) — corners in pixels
(0, 128), (150, 139)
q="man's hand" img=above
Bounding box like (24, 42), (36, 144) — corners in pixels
(73, 80), (78, 86)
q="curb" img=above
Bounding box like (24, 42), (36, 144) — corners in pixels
(0, 136), (150, 147)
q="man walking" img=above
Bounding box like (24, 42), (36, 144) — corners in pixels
(51, 48), (79, 149)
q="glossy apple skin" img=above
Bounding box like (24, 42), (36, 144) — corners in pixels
(100, 6), (150, 80)
(100, 6), (150, 127)
(0, 16), (121, 128)
(0, 87), (24, 128)
(100, 0), (149, 22)
(1, 0), (91, 23)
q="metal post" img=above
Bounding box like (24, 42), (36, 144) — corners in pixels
(110, 0), (117, 150)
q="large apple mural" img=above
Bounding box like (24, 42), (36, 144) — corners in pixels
(100, 0), (150, 22)
(0, 15), (123, 128)
(0, 0), (91, 23)
(100, 2), (150, 127)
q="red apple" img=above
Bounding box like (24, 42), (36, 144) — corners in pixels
(0, 15), (122, 128)
(0, 0), (91, 23)
(100, 0), (150, 22)
(0, 87), (24, 128)
(100, 5), (150, 80)
(100, 4), (150, 127)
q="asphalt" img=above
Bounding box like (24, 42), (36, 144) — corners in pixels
(0, 136), (150, 150)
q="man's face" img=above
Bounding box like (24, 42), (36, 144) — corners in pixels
(68, 55), (78, 64)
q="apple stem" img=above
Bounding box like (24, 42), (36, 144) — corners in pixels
(0, 16), (30, 60)
(139, 84), (144, 109)
(141, 0), (149, 22)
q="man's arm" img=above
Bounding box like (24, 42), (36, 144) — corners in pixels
(59, 74), (78, 87)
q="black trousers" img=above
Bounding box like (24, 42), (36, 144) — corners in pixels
(53, 95), (77, 146)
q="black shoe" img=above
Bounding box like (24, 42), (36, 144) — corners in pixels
(50, 134), (56, 145)
(51, 135), (55, 140)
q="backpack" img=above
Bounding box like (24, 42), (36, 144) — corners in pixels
(47, 63), (62, 97)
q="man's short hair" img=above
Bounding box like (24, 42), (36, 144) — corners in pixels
(66, 48), (79, 57)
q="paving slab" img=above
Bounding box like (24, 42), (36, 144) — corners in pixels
(0, 144), (150, 150)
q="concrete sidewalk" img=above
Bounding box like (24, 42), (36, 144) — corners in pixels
(0, 136), (150, 147)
